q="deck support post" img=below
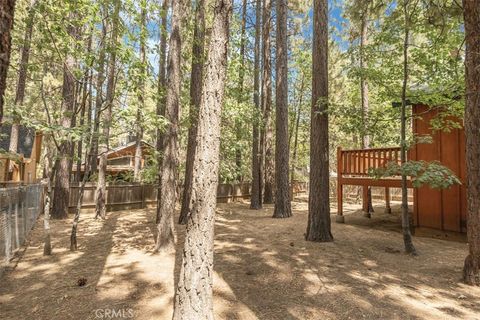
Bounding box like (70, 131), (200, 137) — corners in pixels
(384, 187), (392, 214)
(362, 186), (371, 218)
(336, 182), (344, 223)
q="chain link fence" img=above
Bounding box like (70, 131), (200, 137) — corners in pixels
(0, 184), (43, 269)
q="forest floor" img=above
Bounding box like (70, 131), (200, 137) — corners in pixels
(1, 198), (480, 320)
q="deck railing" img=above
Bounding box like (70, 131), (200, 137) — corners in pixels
(337, 147), (403, 177)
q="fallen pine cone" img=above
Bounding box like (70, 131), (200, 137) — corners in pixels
(77, 277), (87, 287)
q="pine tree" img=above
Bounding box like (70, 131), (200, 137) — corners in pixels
(462, 0), (480, 285)
(172, 0), (232, 316)
(305, 0), (332, 241)
(272, 0), (292, 218)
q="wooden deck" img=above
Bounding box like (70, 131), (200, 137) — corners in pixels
(336, 146), (412, 222)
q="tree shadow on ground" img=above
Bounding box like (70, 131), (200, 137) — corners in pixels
(0, 211), (120, 319)
(210, 202), (479, 320)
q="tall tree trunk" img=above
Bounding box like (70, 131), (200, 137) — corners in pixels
(172, 0), (231, 316)
(400, 0), (416, 255)
(305, 0), (332, 240)
(89, 22), (107, 176)
(359, 11), (369, 149)
(234, 0), (247, 182)
(42, 147), (55, 256)
(134, 2), (147, 182)
(462, 0), (480, 285)
(272, 0), (291, 218)
(262, 0), (274, 204)
(359, 8), (374, 216)
(95, 0), (120, 220)
(51, 18), (77, 219)
(76, 33), (93, 183)
(250, 0), (263, 209)
(71, 131), (94, 250)
(291, 75), (304, 184)
(155, 0), (183, 251)
(155, 0), (168, 224)
(0, 0), (16, 125)
(9, 0), (35, 153)
(179, 0), (206, 225)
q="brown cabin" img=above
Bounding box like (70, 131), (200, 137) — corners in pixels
(410, 104), (466, 234)
(72, 141), (153, 180)
(337, 104), (466, 236)
(0, 125), (43, 185)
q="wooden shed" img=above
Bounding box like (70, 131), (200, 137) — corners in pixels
(410, 104), (467, 234)
(337, 103), (467, 237)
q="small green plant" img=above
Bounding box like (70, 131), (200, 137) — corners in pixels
(369, 160), (461, 189)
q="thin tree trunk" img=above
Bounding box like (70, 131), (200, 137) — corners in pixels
(360, 11), (369, 149)
(155, 0), (169, 224)
(134, 2), (147, 183)
(76, 33), (93, 183)
(400, 0), (416, 255)
(359, 8), (374, 216)
(234, 0), (247, 182)
(155, 0), (183, 251)
(462, 0), (480, 285)
(51, 19), (77, 220)
(272, 0), (291, 218)
(0, 0), (16, 125)
(305, 0), (332, 240)
(89, 22), (107, 176)
(291, 75), (304, 184)
(172, 0), (231, 316)
(95, 0), (120, 220)
(262, 0), (274, 204)
(71, 127), (95, 250)
(9, 0), (35, 153)
(179, 0), (206, 225)
(42, 148), (55, 255)
(250, 0), (263, 209)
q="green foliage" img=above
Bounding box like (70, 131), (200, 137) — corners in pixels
(370, 160), (461, 189)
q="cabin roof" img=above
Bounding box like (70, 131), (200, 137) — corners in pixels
(0, 125), (37, 158)
(106, 140), (153, 159)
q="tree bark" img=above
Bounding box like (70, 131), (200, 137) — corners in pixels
(155, 0), (169, 224)
(234, 0), (247, 182)
(71, 115), (96, 250)
(172, 0), (231, 316)
(232, 0), (247, 182)
(261, 0), (274, 204)
(95, 0), (120, 220)
(42, 148), (55, 255)
(462, 0), (480, 285)
(179, 0), (206, 225)
(0, 0), (16, 125)
(155, 0), (183, 251)
(359, 10), (369, 149)
(89, 22), (107, 176)
(250, 0), (263, 209)
(272, 0), (291, 218)
(9, 0), (35, 153)
(51, 19), (77, 220)
(400, 0), (416, 255)
(305, 0), (332, 241)
(77, 33), (93, 183)
(134, 2), (147, 182)
(291, 75), (304, 184)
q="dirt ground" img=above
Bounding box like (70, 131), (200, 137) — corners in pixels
(1, 199), (479, 320)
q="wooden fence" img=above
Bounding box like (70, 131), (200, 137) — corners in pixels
(68, 182), (309, 213)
